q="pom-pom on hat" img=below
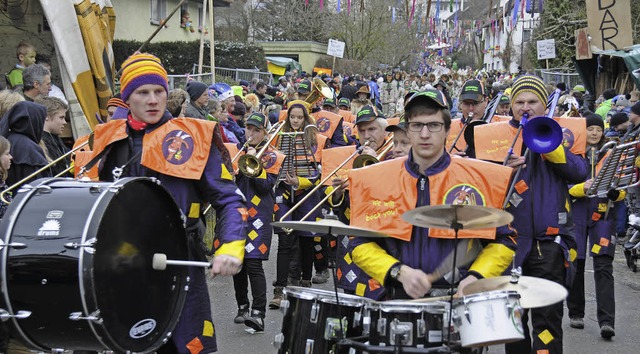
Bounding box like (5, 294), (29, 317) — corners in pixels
(119, 53), (168, 102)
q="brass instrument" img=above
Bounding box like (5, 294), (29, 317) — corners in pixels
(280, 141), (371, 223)
(232, 138), (252, 164)
(0, 140), (91, 204)
(448, 112), (473, 154)
(237, 122), (285, 177)
(352, 135), (394, 168)
(305, 77), (334, 105)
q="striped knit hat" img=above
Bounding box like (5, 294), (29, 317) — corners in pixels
(107, 93), (128, 109)
(119, 53), (168, 102)
(510, 75), (547, 106)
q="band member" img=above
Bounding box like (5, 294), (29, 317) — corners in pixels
(447, 79), (487, 153)
(567, 115), (620, 339)
(232, 112), (283, 332)
(296, 79), (312, 102)
(344, 90), (517, 301)
(496, 94), (511, 116)
(386, 121), (411, 159)
(269, 100), (324, 308)
(502, 76), (588, 354)
(89, 53), (246, 353)
(354, 105), (391, 161)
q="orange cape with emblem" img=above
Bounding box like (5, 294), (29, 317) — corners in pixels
(92, 118), (217, 180)
(312, 110), (343, 140)
(349, 156), (512, 241)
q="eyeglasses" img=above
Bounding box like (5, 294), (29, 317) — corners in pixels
(407, 122), (445, 133)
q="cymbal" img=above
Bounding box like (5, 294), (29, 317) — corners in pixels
(402, 204), (513, 230)
(272, 217), (389, 238)
(463, 275), (568, 309)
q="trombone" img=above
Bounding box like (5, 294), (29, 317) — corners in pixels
(237, 122), (285, 177)
(231, 121), (284, 165)
(278, 141), (371, 223)
(352, 135), (394, 168)
(0, 140), (91, 204)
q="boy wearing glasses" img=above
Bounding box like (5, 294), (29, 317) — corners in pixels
(344, 89), (518, 300)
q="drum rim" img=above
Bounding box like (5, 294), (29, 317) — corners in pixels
(369, 301), (449, 314)
(454, 290), (521, 305)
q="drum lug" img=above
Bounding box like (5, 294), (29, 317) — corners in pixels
(389, 319), (413, 346)
(304, 339), (314, 354)
(464, 307), (471, 324)
(417, 318), (426, 337)
(362, 315), (371, 335)
(0, 240), (27, 250)
(353, 310), (361, 328)
(279, 299), (289, 314)
(273, 333), (284, 350)
(64, 239), (97, 250)
(35, 185), (52, 194)
(324, 317), (347, 340)
(377, 317), (387, 335)
(310, 302), (319, 323)
(69, 310), (103, 324)
(452, 313), (462, 327)
(0, 309), (31, 321)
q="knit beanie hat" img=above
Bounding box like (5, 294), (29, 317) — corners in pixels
(186, 81), (208, 102)
(510, 75), (548, 106)
(585, 113), (604, 130)
(119, 53), (168, 102)
(609, 112), (629, 127)
(107, 93), (128, 110)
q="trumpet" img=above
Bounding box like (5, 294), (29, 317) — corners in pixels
(279, 141), (371, 223)
(0, 140), (90, 204)
(237, 122), (285, 177)
(352, 136), (394, 168)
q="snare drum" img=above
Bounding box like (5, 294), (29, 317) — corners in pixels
(275, 286), (371, 354)
(0, 177), (189, 353)
(367, 300), (448, 348)
(452, 290), (524, 347)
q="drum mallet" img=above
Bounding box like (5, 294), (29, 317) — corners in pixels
(152, 253), (211, 271)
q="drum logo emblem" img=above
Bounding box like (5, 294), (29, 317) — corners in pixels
(162, 130), (194, 165)
(37, 220), (60, 237)
(46, 210), (64, 219)
(443, 184), (486, 206)
(317, 117), (331, 133)
(562, 128), (575, 150)
(129, 318), (157, 339)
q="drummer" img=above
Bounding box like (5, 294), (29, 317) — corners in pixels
(343, 89), (517, 300)
(89, 53), (247, 353)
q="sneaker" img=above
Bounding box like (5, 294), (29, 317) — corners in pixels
(244, 309), (265, 332)
(234, 304), (249, 324)
(600, 324), (615, 339)
(269, 287), (284, 309)
(300, 279), (312, 288)
(569, 318), (584, 329)
(312, 269), (330, 284)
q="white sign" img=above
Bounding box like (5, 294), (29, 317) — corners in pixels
(327, 39), (345, 58)
(537, 39), (556, 60)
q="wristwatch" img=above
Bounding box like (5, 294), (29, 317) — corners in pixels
(389, 263), (403, 281)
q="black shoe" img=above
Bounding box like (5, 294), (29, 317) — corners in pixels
(600, 324), (615, 339)
(244, 309), (265, 332)
(569, 317), (584, 329)
(234, 304), (249, 324)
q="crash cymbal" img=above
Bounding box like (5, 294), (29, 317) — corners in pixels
(463, 275), (568, 309)
(272, 216), (389, 238)
(402, 204), (513, 230)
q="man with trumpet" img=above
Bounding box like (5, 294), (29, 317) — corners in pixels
(500, 76), (588, 354)
(354, 105), (393, 163)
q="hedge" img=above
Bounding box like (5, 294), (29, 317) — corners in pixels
(113, 40), (268, 75)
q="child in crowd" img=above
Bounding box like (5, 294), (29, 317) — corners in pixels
(35, 96), (70, 177)
(5, 41), (36, 90)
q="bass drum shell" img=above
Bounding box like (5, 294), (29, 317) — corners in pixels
(0, 177), (189, 353)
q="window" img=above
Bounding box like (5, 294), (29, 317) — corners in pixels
(523, 29), (532, 43)
(150, 0), (167, 25)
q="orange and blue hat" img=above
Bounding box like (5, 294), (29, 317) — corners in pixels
(119, 53), (168, 102)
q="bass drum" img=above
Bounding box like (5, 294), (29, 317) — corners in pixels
(0, 177), (189, 353)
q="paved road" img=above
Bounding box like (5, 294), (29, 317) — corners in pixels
(208, 238), (640, 354)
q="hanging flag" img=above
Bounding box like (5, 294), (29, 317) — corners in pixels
(348, 0), (351, 14)
(392, 7), (396, 23)
(526, 0), (543, 13)
(436, 0), (440, 21)
(320, 0), (324, 11)
(305, 0), (309, 5)
(337, 0), (341, 13)
(40, 0), (116, 135)
(511, 0), (521, 29)
(408, 0), (416, 28)
(449, 0), (453, 12)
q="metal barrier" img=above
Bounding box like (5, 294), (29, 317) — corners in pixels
(534, 69), (582, 89)
(165, 64), (273, 90)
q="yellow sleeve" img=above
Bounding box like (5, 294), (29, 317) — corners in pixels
(256, 167), (267, 179)
(543, 144), (566, 164)
(296, 177), (313, 190)
(468, 243), (515, 278)
(214, 240), (246, 262)
(325, 185), (345, 207)
(569, 183), (586, 198)
(351, 242), (399, 285)
(616, 189), (627, 202)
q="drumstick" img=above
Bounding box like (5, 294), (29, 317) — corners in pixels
(152, 253), (211, 271)
(426, 239), (481, 283)
(409, 294), (459, 302)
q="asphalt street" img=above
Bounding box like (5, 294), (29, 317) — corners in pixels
(207, 237), (640, 354)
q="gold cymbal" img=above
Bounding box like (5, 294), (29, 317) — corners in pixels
(272, 217), (389, 238)
(463, 275), (568, 309)
(402, 204), (513, 230)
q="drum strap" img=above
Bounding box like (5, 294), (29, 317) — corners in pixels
(81, 147), (142, 180)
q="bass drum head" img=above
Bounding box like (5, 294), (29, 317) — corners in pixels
(91, 178), (188, 352)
